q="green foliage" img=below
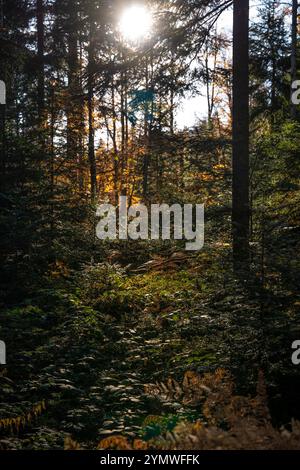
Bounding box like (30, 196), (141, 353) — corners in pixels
(0, 0), (300, 452)
(76, 263), (126, 304)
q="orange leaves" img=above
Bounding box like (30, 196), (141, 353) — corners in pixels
(97, 436), (149, 450)
(0, 401), (46, 434)
(49, 260), (69, 279)
(196, 172), (214, 182)
(64, 436), (82, 450)
(98, 436), (131, 450)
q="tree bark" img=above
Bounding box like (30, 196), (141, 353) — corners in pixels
(0, 99), (6, 192)
(291, 0), (298, 118)
(142, 56), (150, 199)
(67, 1), (84, 193)
(67, 3), (78, 160)
(232, 0), (250, 274)
(87, 16), (97, 202)
(37, 0), (45, 122)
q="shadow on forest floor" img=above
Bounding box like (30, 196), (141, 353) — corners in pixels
(0, 245), (299, 449)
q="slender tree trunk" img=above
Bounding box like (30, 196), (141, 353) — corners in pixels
(87, 18), (97, 202)
(120, 68), (127, 196)
(78, 30), (85, 193)
(50, 84), (55, 236)
(205, 52), (212, 123)
(269, 3), (277, 123)
(143, 58), (149, 199)
(232, 0), (250, 274)
(67, 2), (85, 193)
(142, 52), (154, 200)
(291, 0), (298, 118)
(0, 67), (6, 187)
(170, 52), (175, 135)
(111, 77), (119, 204)
(0, 99), (6, 192)
(37, 0), (45, 122)
(67, 3), (78, 166)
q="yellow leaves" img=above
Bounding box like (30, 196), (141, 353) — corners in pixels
(213, 163), (228, 171)
(98, 436), (131, 450)
(131, 195), (142, 205)
(193, 420), (203, 432)
(174, 419), (203, 437)
(64, 436), (81, 450)
(182, 370), (202, 388)
(132, 439), (149, 450)
(141, 370), (296, 450)
(49, 260), (69, 279)
(197, 172), (214, 182)
(0, 401), (46, 434)
(144, 368), (235, 412)
(97, 436), (149, 450)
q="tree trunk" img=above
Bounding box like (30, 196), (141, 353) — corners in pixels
(87, 17), (97, 202)
(37, 0), (45, 122)
(0, 98), (6, 192)
(67, 1), (84, 193)
(232, 0), (250, 274)
(78, 26), (85, 193)
(67, 3), (78, 162)
(120, 68), (127, 196)
(143, 56), (150, 199)
(291, 0), (298, 118)
(111, 77), (119, 204)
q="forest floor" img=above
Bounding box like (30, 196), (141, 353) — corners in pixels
(0, 243), (299, 449)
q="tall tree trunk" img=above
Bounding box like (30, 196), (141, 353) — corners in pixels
(0, 89), (6, 192)
(142, 56), (149, 199)
(37, 0), (45, 122)
(78, 27), (85, 193)
(120, 68), (127, 196)
(87, 17), (97, 202)
(204, 39), (217, 127)
(291, 0), (298, 118)
(269, 3), (277, 123)
(67, 3), (78, 164)
(50, 84), (55, 237)
(232, 0), (250, 274)
(67, 1), (84, 193)
(142, 51), (154, 200)
(111, 76), (119, 204)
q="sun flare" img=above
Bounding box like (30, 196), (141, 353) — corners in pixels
(119, 5), (153, 42)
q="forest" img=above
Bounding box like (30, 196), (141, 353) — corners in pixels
(0, 0), (300, 454)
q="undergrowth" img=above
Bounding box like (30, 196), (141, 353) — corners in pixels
(0, 246), (299, 450)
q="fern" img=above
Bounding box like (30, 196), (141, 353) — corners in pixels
(0, 401), (46, 435)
